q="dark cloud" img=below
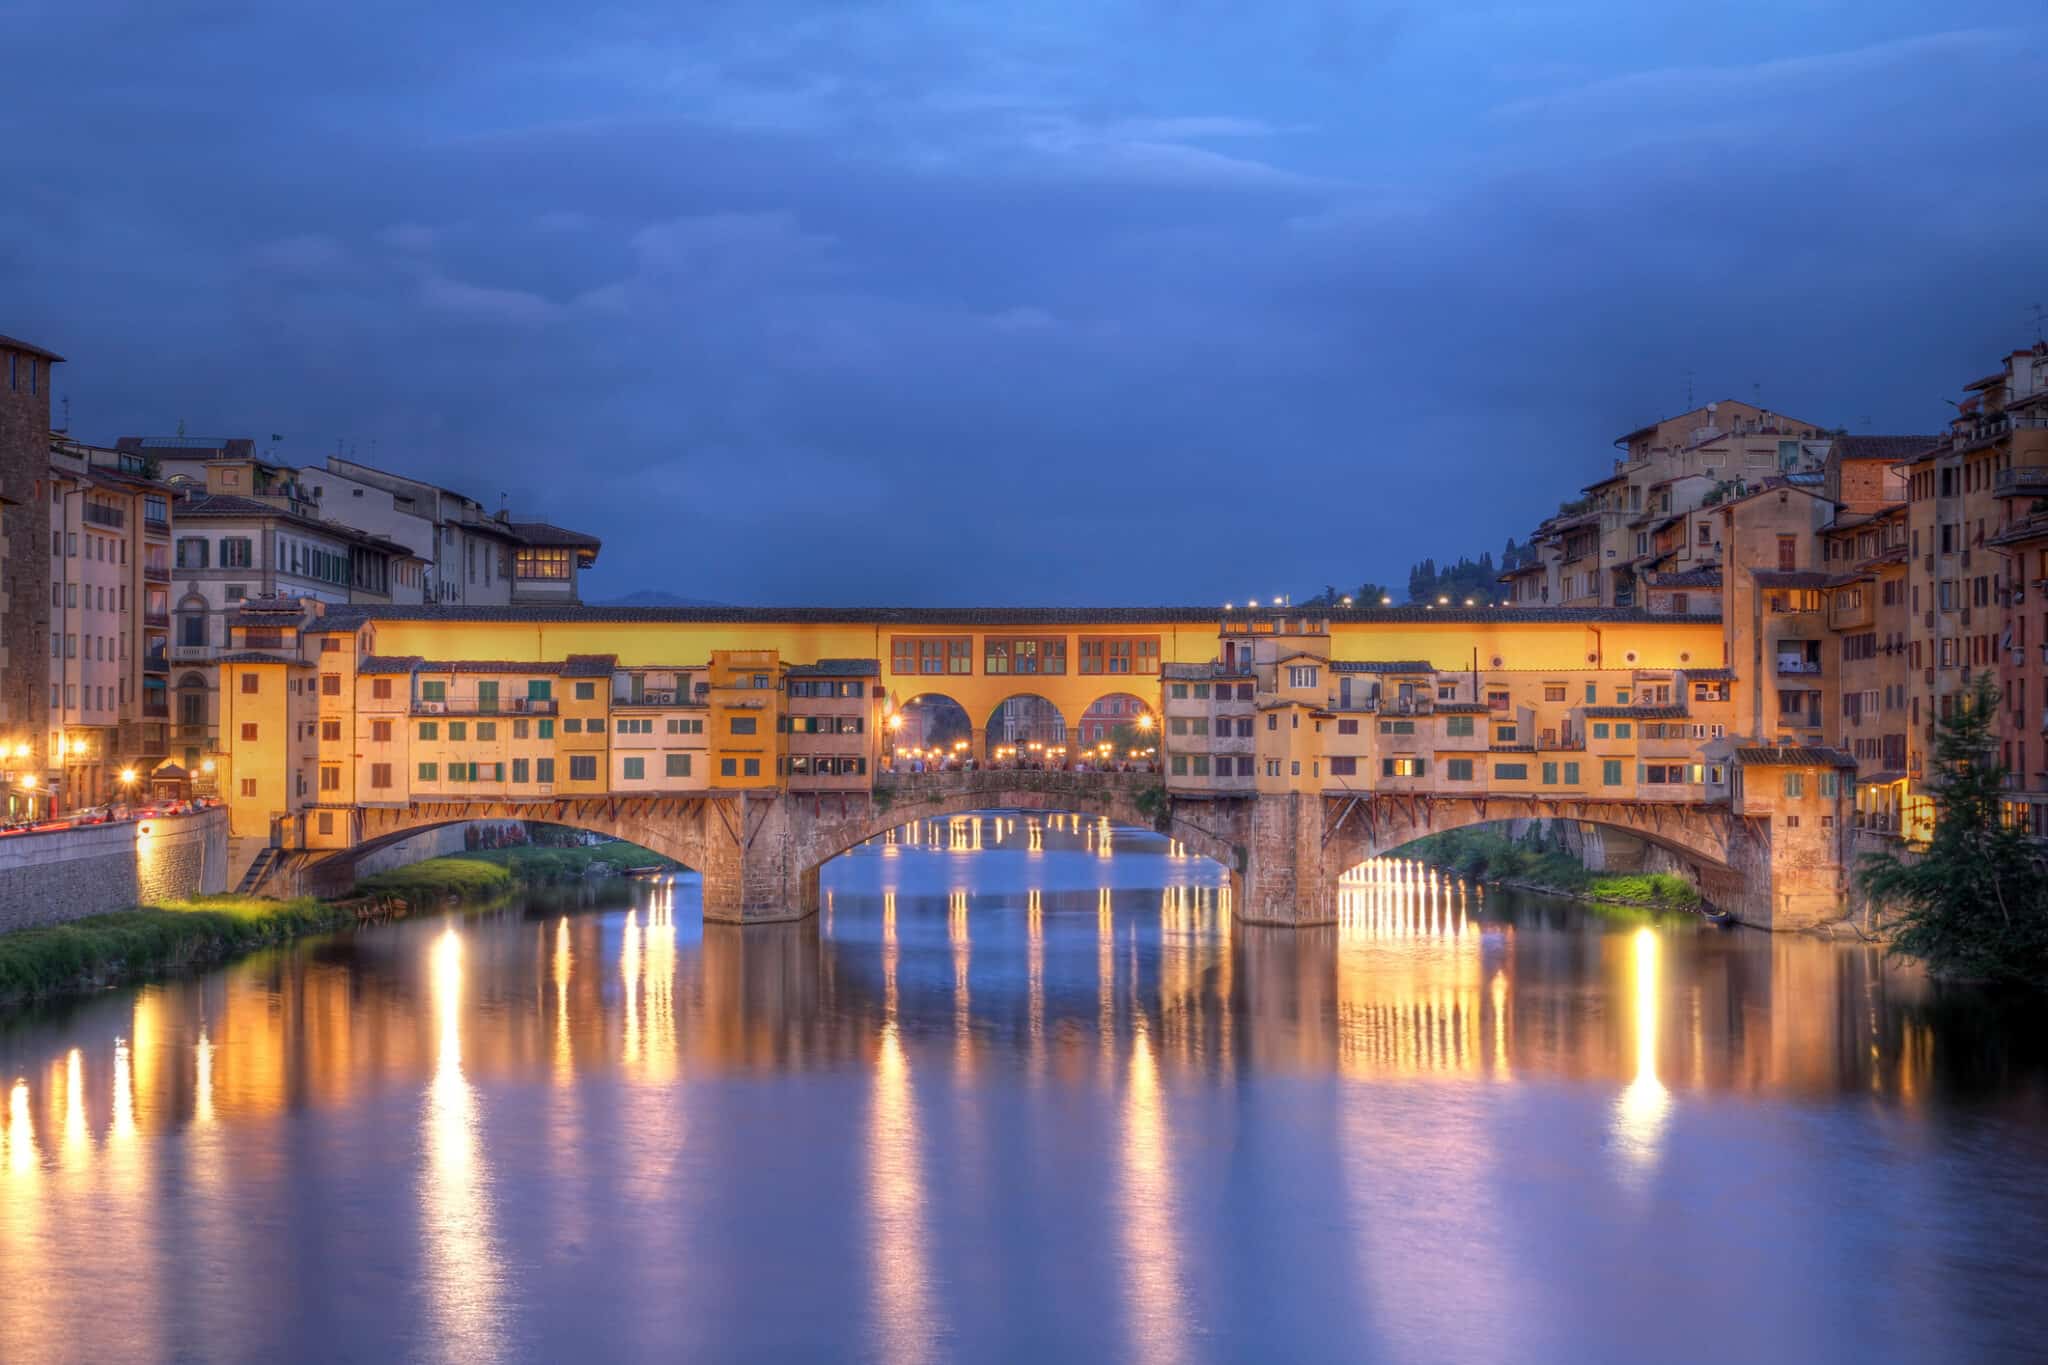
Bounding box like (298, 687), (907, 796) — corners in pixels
(4, 2), (2044, 604)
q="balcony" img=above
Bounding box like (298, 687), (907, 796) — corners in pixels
(411, 696), (558, 716)
(143, 564), (170, 583)
(1775, 659), (1823, 676)
(142, 650), (169, 674)
(170, 642), (213, 663)
(1994, 466), (2048, 498)
(82, 503), (125, 530)
(143, 610), (169, 629)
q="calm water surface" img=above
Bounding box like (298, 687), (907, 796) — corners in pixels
(3, 813), (2046, 1364)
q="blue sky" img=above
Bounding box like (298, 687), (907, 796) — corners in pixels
(3, 2), (2042, 603)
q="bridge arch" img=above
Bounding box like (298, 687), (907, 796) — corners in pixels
(1070, 690), (1158, 760)
(784, 773), (1243, 899)
(885, 691), (973, 762)
(1316, 793), (1758, 910)
(981, 692), (1070, 761)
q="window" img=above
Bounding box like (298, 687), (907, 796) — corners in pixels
(1585, 683), (1597, 703)
(371, 720), (391, 742)
(1447, 758), (1474, 781)
(514, 546), (573, 580)
(536, 758), (555, 783)
(538, 719), (555, 739)
(1191, 756), (1210, 776)
(569, 755), (598, 782)
(1494, 725), (1517, 743)
(1445, 715), (1475, 737)
(739, 758), (759, 777)
(1602, 759), (1623, 785)
(1819, 772), (1839, 798)
(563, 718), (582, 733)
(417, 762), (438, 782)
(623, 757), (645, 780)
(175, 537), (209, 569)
(1593, 722), (1609, 739)
(1381, 757), (1425, 777)
(575, 682), (596, 700)
(240, 673), (259, 694)
(587, 717), (605, 733)
(476, 722), (496, 741)
(1777, 535), (1797, 571)
(984, 636), (1067, 675)
(892, 636), (973, 675)
(1330, 756), (1357, 776)
(240, 778), (257, 797)
(319, 766), (340, 792)
(321, 674), (341, 696)
(730, 715), (757, 735)
(666, 754), (691, 778)
(448, 721), (467, 741)
(1614, 723), (1631, 739)
(321, 720), (341, 741)
(370, 763), (392, 789)
(667, 717), (705, 734)
(1495, 763), (1528, 780)
(240, 723), (258, 741)
(372, 678), (393, 700)
(418, 721), (439, 740)
(1564, 762), (1580, 784)
(1544, 686), (1566, 702)
(1287, 665), (1319, 689)
(1337, 718), (1358, 735)
(1542, 761), (1557, 784)
(512, 759), (530, 784)
(1378, 720), (1415, 735)
(1783, 773), (1805, 798)
(1078, 636), (1159, 675)
(221, 537), (253, 568)
(421, 681), (446, 702)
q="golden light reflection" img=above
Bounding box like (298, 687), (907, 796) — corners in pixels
(62, 1048), (87, 1163)
(642, 885), (679, 1081)
(8, 1078), (37, 1173)
(1610, 927), (1672, 1174)
(1027, 889), (1046, 1082)
(194, 1027), (216, 1127)
(1119, 1014), (1187, 1365)
(1334, 860), (1486, 1078)
(868, 885), (937, 1363)
(420, 927), (505, 1362)
(111, 1038), (136, 1143)
(552, 916), (574, 1082)
(621, 908), (643, 1066)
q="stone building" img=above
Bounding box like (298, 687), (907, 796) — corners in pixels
(0, 334), (59, 818)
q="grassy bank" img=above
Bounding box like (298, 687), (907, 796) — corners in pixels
(1402, 828), (1702, 910)
(0, 840), (673, 1015)
(353, 840), (666, 900)
(0, 895), (360, 1014)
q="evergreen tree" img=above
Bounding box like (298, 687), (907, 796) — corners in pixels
(1858, 672), (2048, 986)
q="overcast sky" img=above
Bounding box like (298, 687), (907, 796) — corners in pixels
(4, 3), (2043, 604)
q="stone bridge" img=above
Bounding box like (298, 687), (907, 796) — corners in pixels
(315, 772), (1815, 927)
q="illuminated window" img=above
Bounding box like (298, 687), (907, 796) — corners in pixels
(514, 547), (573, 580)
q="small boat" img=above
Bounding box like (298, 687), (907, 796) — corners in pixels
(621, 864), (669, 878)
(1698, 904), (1734, 926)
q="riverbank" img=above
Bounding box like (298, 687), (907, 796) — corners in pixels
(0, 841), (669, 1015)
(1401, 829), (1704, 913)
(0, 895), (382, 1014)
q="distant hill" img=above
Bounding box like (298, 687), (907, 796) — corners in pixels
(598, 590), (730, 608)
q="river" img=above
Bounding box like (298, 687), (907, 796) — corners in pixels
(2, 813), (2045, 1363)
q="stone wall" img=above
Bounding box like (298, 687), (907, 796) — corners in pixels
(0, 807), (228, 932)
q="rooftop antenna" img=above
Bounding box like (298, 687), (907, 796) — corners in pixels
(1684, 368), (1694, 410)
(2032, 302), (2046, 344)
(58, 396), (70, 432)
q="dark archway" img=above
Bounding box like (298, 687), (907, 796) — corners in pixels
(887, 692), (972, 768)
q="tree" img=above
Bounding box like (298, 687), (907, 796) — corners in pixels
(1355, 581), (1392, 606)
(1858, 672), (2048, 986)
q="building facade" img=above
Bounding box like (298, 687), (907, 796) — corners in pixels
(0, 334), (59, 818)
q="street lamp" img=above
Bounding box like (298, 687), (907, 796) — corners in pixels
(119, 768), (137, 787)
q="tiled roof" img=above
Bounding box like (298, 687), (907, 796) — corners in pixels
(504, 521), (602, 550)
(1751, 569), (1832, 589)
(1682, 666), (1736, 680)
(1162, 662), (1251, 680)
(786, 658), (880, 677)
(1733, 746), (1858, 768)
(1329, 659), (1436, 674)
(0, 332), (64, 362)
(1857, 769), (1907, 785)
(356, 655), (426, 675)
(326, 604), (1716, 627)
(1584, 705), (1688, 719)
(213, 651), (309, 666)
(1433, 701), (1490, 714)
(1644, 568), (1722, 588)
(176, 491), (419, 559)
(1833, 435), (1942, 463)
(406, 655), (619, 676)
(1989, 515), (2048, 548)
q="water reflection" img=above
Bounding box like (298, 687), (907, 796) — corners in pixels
(0, 829), (2040, 1360)
(419, 927), (505, 1363)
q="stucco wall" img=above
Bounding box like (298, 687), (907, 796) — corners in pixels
(0, 808), (228, 932)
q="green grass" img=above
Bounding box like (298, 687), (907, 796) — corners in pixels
(0, 894), (349, 1012)
(354, 857), (516, 901)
